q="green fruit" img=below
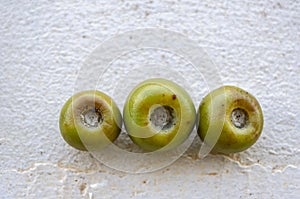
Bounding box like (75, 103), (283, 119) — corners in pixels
(197, 86), (264, 154)
(123, 78), (196, 151)
(59, 90), (122, 151)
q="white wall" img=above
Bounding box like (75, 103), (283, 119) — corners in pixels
(1, 0), (299, 198)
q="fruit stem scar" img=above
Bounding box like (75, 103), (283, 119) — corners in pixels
(150, 106), (175, 130)
(80, 108), (103, 128)
(231, 108), (248, 129)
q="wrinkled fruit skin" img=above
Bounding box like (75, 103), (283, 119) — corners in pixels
(124, 78), (196, 151)
(59, 90), (122, 151)
(197, 86), (263, 154)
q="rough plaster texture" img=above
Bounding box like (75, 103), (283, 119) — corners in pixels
(0, 0), (299, 198)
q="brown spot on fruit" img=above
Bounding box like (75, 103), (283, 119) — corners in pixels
(172, 94), (176, 100)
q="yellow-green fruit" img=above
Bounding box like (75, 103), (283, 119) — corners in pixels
(197, 86), (263, 154)
(59, 90), (122, 151)
(124, 78), (196, 151)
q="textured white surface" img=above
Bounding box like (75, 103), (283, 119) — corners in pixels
(1, 0), (300, 198)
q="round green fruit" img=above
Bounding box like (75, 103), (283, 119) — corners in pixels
(59, 90), (122, 151)
(123, 78), (196, 151)
(197, 86), (264, 154)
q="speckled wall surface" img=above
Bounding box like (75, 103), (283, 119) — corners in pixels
(1, 0), (299, 198)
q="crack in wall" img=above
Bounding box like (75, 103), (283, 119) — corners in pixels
(2, 162), (101, 175)
(220, 154), (299, 173)
(2, 157), (299, 175)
